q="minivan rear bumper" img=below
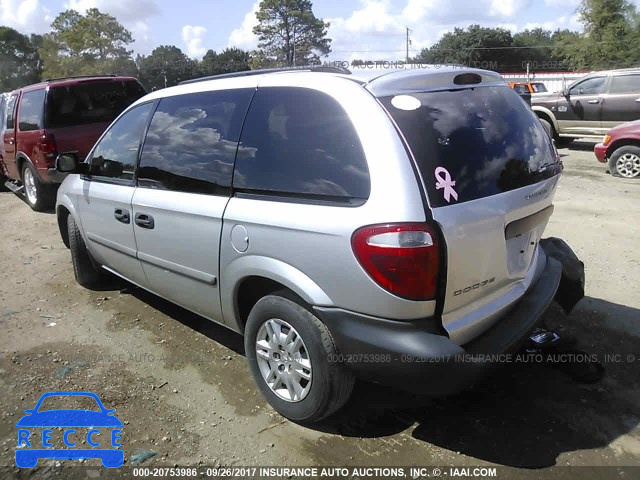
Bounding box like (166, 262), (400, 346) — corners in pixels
(315, 242), (573, 396)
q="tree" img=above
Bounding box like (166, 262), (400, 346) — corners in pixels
(416, 25), (516, 72)
(40, 8), (136, 78)
(199, 47), (250, 76)
(561, 0), (640, 69)
(253, 0), (331, 67)
(138, 45), (197, 91)
(0, 27), (42, 90)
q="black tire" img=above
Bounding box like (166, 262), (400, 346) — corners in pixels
(539, 118), (553, 140)
(555, 137), (574, 148)
(245, 292), (355, 423)
(608, 145), (640, 178)
(0, 173), (8, 192)
(21, 163), (54, 211)
(67, 215), (106, 287)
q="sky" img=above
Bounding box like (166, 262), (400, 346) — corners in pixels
(1, 0), (639, 61)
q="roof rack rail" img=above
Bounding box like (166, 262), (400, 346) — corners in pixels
(44, 74), (118, 82)
(179, 66), (351, 85)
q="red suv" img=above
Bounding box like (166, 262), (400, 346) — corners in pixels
(1, 76), (146, 210)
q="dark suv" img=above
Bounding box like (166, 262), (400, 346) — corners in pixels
(532, 68), (640, 146)
(1, 76), (146, 210)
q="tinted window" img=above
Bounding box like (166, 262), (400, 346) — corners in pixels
(609, 75), (640, 94)
(18, 89), (45, 131)
(45, 80), (146, 128)
(380, 87), (559, 208)
(5, 94), (17, 129)
(89, 102), (154, 181)
(531, 83), (547, 93)
(234, 87), (370, 201)
(138, 89), (253, 195)
(569, 77), (605, 95)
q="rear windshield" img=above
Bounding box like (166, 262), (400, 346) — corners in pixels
(45, 80), (146, 129)
(380, 86), (559, 208)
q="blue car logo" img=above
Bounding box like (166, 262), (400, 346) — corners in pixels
(16, 391), (123, 468)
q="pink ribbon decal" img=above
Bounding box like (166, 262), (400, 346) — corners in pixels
(435, 167), (458, 203)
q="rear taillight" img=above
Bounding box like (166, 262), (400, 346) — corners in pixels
(39, 134), (58, 162)
(351, 223), (440, 301)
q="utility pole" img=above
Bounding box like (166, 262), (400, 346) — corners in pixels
(405, 27), (412, 65)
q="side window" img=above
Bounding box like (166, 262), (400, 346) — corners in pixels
(138, 89), (254, 195)
(609, 75), (640, 94)
(89, 102), (154, 182)
(233, 87), (370, 201)
(18, 89), (46, 131)
(6, 94), (17, 129)
(569, 77), (605, 96)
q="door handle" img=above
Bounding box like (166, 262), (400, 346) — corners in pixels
(588, 99), (600, 104)
(114, 208), (130, 224)
(135, 213), (155, 229)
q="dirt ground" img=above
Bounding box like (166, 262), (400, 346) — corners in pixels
(1, 142), (639, 479)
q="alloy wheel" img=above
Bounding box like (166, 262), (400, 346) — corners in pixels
(255, 318), (312, 402)
(616, 153), (640, 178)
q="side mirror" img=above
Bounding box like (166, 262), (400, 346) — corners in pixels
(562, 88), (570, 97)
(56, 152), (83, 173)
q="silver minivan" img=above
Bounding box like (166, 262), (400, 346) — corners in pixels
(55, 66), (581, 422)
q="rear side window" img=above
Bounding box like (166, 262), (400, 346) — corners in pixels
(18, 89), (45, 131)
(609, 75), (640, 94)
(380, 86), (558, 208)
(138, 88), (254, 195)
(233, 87), (370, 202)
(5, 94), (17, 129)
(45, 80), (146, 128)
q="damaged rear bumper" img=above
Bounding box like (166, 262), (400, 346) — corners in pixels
(314, 238), (584, 395)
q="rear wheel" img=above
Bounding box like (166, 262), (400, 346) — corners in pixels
(245, 292), (354, 423)
(555, 137), (574, 148)
(67, 215), (107, 287)
(22, 163), (54, 211)
(608, 146), (640, 178)
(539, 118), (553, 140)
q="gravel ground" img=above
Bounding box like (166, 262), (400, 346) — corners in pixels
(0, 142), (639, 479)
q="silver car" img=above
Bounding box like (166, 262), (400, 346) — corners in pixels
(55, 66), (580, 423)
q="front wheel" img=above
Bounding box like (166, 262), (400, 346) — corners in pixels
(245, 293), (354, 423)
(608, 145), (640, 178)
(67, 215), (107, 288)
(22, 163), (54, 211)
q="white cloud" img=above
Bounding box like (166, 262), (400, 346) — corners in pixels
(182, 25), (207, 59)
(543, 0), (579, 7)
(65, 0), (160, 24)
(227, 1), (260, 50)
(0, 0), (52, 33)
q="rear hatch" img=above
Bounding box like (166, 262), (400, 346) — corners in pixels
(45, 79), (146, 159)
(372, 70), (562, 345)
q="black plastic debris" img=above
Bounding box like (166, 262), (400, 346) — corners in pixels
(130, 450), (157, 465)
(55, 361), (87, 378)
(540, 237), (585, 314)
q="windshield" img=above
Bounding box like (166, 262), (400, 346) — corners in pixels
(45, 80), (146, 129)
(380, 86), (559, 208)
(37, 395), (101, 412)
